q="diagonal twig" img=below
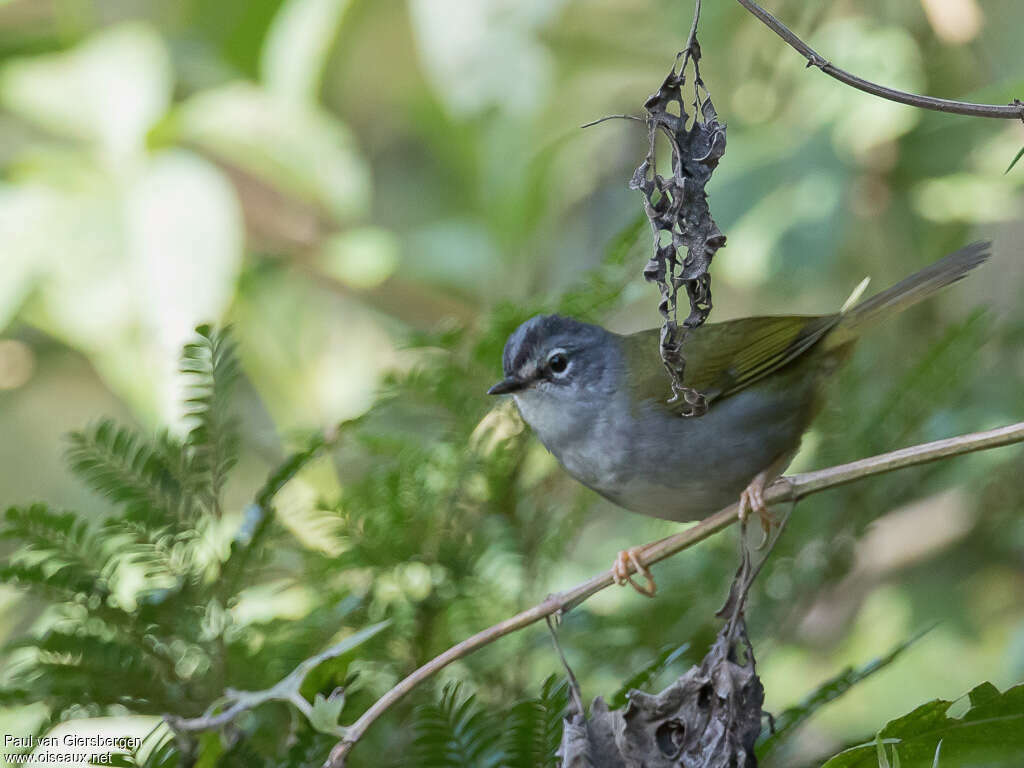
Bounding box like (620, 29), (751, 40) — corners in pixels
(167, 621), (390, 737)
(323, 420), (1024, 767)
(735, 0), (1024, 120)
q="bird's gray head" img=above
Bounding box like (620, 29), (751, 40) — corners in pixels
(487, 314), (616, 399)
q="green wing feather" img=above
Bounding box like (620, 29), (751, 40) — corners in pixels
(620, 314), (840, 412)
(618, 241), (990, 416)
(610, 244), (987, 417)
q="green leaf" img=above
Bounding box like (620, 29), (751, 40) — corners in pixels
(609, 642), (689, 710)
(321, 619), (390, 657)
(14, 629), (181, 712)
(1004, 146), (1024, 174)
(0, 22), (171, 155)
(67, 419), (188, 525)
(0, 504), (114, 599)
(181, 324), (241, 513)
(0, 186), (47, 329)
(261, 0), (352, 104)
(129, 150), (244, 377)
(821, 682), (1024, 768)
(177, 83), (370, 222)
(876, 733), (891, 768)
(407, 0), (560, 116)
(0, 561), (102, 601)
(317, 227), (399, 289)
(759, 627), (930, 758)
(308, 691), (346, 736)
(295, 619), (391, 702)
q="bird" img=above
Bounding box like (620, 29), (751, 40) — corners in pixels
(488, 242), (990, 596)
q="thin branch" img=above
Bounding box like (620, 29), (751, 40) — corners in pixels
(683, 0), (702, 59)
(324, 420), (1024, 766)
(735, 0), (1024, 120)
(579, 114), (644, 129)
(167, 642), (347, 734)
(167, 621), (390, 737)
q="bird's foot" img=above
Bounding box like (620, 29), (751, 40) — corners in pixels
(738, 471), (776, 550)
(612, 546), (656, 597)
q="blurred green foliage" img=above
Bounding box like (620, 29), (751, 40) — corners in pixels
(0, 0), (1022, 766)
(820, 681), (1024, 768)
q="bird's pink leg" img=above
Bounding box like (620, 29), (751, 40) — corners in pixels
(739, 469), (776, 549)
(612, 546), (657, 597)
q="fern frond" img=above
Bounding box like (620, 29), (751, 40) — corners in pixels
(2, 504), (86, 548)
(102, 518), (201, 587)
(127, 726), (181, 768)
(106, 724), (181, 768)
(502, 675), (568, 768)
(67, 420), (188, 525)
(0, 561), (103, 601)
(0, 508), (177, 643)
(1, 505), (114, 599)
(21, 629), (188, 713)
(181, 324), (240, 514)
(411, 683), (504, 767)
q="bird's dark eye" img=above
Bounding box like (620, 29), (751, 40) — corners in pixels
(547, 352), (569, 374)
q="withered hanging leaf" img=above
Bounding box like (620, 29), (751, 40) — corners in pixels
(558, 539), (771, 768)
(630, 44), (727, 417)
(557, 620), (763, 768)
(558, 14), (769, 767)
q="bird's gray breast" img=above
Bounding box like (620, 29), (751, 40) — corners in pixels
(514, 375), (811, 523)
(512, 387), (634, 492)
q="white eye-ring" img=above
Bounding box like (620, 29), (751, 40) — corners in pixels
(546, 349), (570, 377)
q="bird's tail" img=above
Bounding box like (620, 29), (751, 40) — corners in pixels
(828, 241), (991, 348)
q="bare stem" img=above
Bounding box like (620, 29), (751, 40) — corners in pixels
(323, 421), (1024, 766)
(684, 0), (702, 57)
(167, 623), (388, 737)
(579, 114), (645, 129)
(734, 0), (1024, 120)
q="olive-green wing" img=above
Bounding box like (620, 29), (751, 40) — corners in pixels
(621, 314), (840, 412)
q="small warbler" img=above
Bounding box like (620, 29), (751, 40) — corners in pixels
(489, 242), (990, 594)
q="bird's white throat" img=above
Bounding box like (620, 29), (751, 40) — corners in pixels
(512, 385), (632, 495)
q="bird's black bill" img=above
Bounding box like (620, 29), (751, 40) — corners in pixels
(487, 377), (527, 395)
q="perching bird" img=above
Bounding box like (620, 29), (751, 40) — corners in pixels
(488, 243), (990, 595)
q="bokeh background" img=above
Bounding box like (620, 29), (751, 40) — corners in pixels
(0, 0), (1023, 765)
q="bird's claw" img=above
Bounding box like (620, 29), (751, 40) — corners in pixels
(739, 476), (776, 550)
(612, 547), (657, 597)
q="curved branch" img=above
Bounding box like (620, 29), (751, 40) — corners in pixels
(735, 0), (1024, 120)
(324, 421), (1024, 766)
(168, 621), (389, 737)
